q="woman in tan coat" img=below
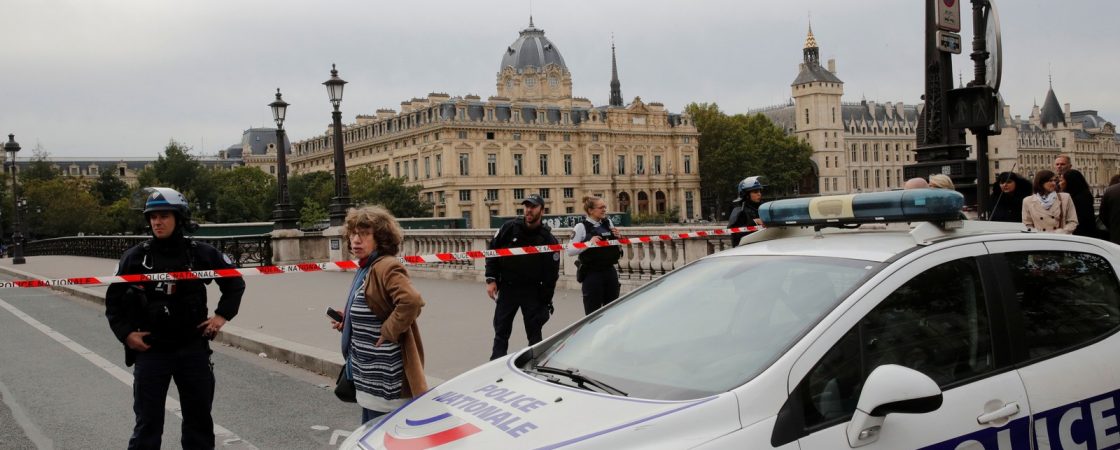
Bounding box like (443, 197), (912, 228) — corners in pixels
(1022, 169), (1078, 234)
(329, 206), (427, 423)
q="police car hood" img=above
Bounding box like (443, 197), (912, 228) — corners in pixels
(344, 357), (741, 449)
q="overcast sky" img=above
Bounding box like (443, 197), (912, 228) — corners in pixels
(2, 0), (1117, 158)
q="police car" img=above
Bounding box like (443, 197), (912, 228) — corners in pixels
(342, 189), (1120, 449)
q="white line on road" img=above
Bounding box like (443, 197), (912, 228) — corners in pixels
(0, 377), (53, 449)
(0, 298), (257, 449)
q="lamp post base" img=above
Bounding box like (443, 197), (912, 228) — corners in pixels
(272, 204), (299, 230)
(328, 196), (352, 227)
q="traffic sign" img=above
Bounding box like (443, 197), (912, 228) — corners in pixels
(936, 0), (962, 32)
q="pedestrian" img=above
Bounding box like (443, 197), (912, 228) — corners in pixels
(485, 194), (560, 360)
(1059, 169), (1100, 238)
(329, 205), (427, 424)
(728, 176), (764, 247)
(1054, 154), (1072, 178)
(1100, 179), (1120, 244)
(928, 174), (955, 190)
(903, 177), (930, 189)
(1022, 170), (1078, 234)
(104, 187), (246, 449)
(987, 172), (1031, 223)
(567, 196), (622, 315)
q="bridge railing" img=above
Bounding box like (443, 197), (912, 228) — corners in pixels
(23, 234), (274, 267)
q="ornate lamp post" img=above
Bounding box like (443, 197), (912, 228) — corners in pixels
(4, 134), (25, 264)
(324, 64), (352, 226)
(269, 88), (298, 229)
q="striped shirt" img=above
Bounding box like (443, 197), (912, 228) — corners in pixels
(348, 270), (406, 412)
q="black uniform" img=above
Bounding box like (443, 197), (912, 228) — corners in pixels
(105, 234), (245, 449)
(485, 218), (560, 360)
(576, 219), (622, 315)
(728, 198), (761, 247)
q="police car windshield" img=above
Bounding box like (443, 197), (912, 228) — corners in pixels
(530, 255), (880, 400)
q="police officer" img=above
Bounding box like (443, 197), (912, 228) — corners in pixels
(728, 176), (765, 247)
(105, 187), (246, 449)
(567, 196), (622, 315)
(485, 194), (560, 360)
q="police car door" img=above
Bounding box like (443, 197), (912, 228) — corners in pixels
(781, 243), (1033, 449)
(985, 239), (1120, 449)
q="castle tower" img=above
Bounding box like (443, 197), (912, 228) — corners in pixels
(791, 23), (846, 192)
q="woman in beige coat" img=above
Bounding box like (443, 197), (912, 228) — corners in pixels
(330, 206), (427, 423)
(1022, 169), (1078, 234)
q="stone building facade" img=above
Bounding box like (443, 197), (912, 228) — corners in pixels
(288, 20), (701, 227)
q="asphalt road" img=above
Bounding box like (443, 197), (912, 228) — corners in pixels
(0, 275), (363, 449)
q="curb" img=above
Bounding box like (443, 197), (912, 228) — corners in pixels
(0, 264), (344, 377)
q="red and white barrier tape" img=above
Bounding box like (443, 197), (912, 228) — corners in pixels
(0, 225), (764, 289)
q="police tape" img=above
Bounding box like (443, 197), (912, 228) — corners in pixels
(0, 225), (764, 289)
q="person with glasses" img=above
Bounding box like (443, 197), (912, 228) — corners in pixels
(1022, 170), (1078, 234)
(568, 196), (623, 315)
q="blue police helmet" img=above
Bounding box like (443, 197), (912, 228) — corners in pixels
(142, 187), (191, 220)
(737, 176), (765, 197)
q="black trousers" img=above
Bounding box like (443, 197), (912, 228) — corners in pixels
(581, 267), (621, 315)
(491, 283), (552, 360)
(129, 342), (215, 450)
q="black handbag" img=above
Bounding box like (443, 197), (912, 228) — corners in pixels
(335, 364), (356, 403)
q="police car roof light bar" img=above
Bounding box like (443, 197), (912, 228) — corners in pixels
(759, 189), (964, 227)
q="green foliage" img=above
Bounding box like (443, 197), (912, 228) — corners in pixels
(104, 197), (146, 235)
(288, 171), (334, 213)
(631, 206), (681, 225)
(21, 144), (59, 183)
(685, 102), (814, 219)
(348, 167), (432, 218)
(210, 167), (276, 223)
(92, 170), (131, 205)
(150, 140), (203, 192)
(299, 201), (328, 229)
(23, 178), (110, 238)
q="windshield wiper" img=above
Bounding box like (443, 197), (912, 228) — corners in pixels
(529, 365), (628, 396)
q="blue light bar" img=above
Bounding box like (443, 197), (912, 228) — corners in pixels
(759, 189), (965, 226)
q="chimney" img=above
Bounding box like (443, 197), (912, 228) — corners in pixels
(827, 58), (836, 74)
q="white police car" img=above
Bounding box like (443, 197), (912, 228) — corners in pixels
(342, 189), (1120, 449)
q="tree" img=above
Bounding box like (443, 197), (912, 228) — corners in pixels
(685, 102), (813, 220)
(104, 197), (146, 235)
(348, 168), (432, 218)
(288, 171), (334, 215)
(150, 140), (203, 192)
(299, 201), (328, 229)
(23, 178), (109, 238)
(21, 143), (59, 183)
(92, 170), (131, 205)
(210, 167), (276, 223)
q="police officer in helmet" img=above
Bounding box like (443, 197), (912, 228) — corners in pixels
(729, 176), (765, 247)
(105, 187), (246, 449)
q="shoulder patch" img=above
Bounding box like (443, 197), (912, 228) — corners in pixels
(222, 253), (234, 266)
(553, 252), (560, 261)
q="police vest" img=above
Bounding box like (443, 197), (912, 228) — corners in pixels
(578, 219), (622, 269)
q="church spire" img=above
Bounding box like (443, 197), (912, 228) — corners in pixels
(609, 36), (623, 107)
(803, 22), (819, 66)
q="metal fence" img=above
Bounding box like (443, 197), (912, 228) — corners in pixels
(23, 234), (274, 267)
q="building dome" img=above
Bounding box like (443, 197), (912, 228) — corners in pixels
(500, 18), (568, 73)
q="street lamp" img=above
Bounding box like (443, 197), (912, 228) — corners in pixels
(269, 88), (298, 230)
(4, 134), (25, 264)
(324, 64), (352, 226)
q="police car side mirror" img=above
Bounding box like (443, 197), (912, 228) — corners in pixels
(845, 365), (943, 448)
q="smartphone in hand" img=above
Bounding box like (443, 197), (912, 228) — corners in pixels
(326, 307), (344, 322)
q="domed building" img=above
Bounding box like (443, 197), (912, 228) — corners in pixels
(288, 19), (701, 226)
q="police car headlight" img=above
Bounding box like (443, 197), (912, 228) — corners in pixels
(338, 414), (390, 450)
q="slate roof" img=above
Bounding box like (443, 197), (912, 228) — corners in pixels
(500, 20), (568, 73)
(1040, 88), (1065, 127)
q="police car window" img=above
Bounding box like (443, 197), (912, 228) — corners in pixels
(799, 257), (994, 429)
(530, 256), (877, 401)
(1003, 251), (1120, 360)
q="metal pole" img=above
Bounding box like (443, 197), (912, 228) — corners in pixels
(970, 0), (991, 219)
(10, 162), (24, 264)
(328, 107), (352, 226)
(272, 125), (297, 229)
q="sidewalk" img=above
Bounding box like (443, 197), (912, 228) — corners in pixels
(0, 256), (589, 383)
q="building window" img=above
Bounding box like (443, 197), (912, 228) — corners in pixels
(851, 144), (857, 162)
(513, 132), (521, 141)
(805, 109), (810, 125)
(563, 133), (571, 142)
(653, 155), (662, 175)
(513, 188), (525, 199)
(487, 154), (497, 176)
(684, 155), (692, 174)
(566, 207), (574, 213)
(90, 166), (99, 175)
(513, 154), (523, 175)
(426, 192), (433, 204)
(395, 162), (401, 177)
(540, 188), (550, 199)
(864, 170), (870, 189)
(683, 136), (691, 144)
(424, 157), (431, 178)
(538, 133), (546, 142)
(875, 169), (881, 188)
(862, 144), (868, 162)
(592, 134), (599, 142)
(563, 187), (574, 198)
(459, 190), (471, 202)
(617, 155), (626, 175)
(486, 131), (495, 140)
(435, 154), (442, 176)
(563, 154), (573, 175)
(403, 161), (410, 179)
(539, 154), (549, 175)
(636, 155), (645, 175)
(526, 77), (536, 88)
(268, 166), (275, 175)
(119, 167), (126, 176)
(437, 191), (445, 204)
(832, 107), (836, 123)
(592, 154), (601, 175)
(457, 130), (467, 139)
(852, 170), (859, 190)
(486, 189), (499, 201)
(459, 153), (469, 176)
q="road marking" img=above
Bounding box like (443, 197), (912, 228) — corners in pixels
(0, 298), (257, 449)
(0, 377), (53, 449)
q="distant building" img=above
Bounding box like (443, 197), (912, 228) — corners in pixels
(288, 18), (701, 226)
(221, 127), (290, 176)
(2, 156), (239, 186)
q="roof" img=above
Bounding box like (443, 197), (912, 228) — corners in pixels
(238, 128), (290, 156)
(792, 62), (842, 85)
(1040, 87), (1065, 127)
(500, 20), (568, 73)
